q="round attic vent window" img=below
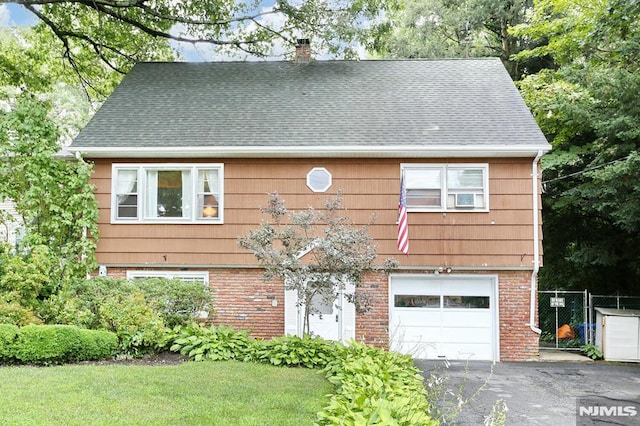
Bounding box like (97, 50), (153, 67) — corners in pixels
(307, 167), (332, 192)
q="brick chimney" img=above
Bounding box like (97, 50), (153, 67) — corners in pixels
(295, 38), (311, 63)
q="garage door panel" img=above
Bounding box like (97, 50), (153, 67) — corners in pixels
(441, 310), (491, 327)
(442, 327), (492, 343)
(392, 326), (441, 342)
(441, 281), (491, 296)
(392, 280), (440, 294)
(391, 310), (440, 325)
(390, 275), (497, 361)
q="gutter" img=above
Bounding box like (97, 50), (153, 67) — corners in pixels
(530, 150), (544, 335)
(67, 144), (553, 159)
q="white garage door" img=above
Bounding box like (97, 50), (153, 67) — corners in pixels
(389, 275), (498, 361)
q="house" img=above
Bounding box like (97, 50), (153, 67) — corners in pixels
(68, 55), (551, 361)
(0, 200), (23, 249)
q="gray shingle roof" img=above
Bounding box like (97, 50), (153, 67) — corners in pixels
(70, 59), (550, 157)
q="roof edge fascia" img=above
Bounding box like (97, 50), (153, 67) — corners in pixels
(69, 145), (551, 159)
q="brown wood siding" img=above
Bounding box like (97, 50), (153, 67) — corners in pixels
(90, 157), (543, 268)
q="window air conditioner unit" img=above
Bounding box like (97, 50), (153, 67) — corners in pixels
(455, 193), (476, 207)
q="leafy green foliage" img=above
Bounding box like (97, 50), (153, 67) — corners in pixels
(0, 324), (19, 363)
(0, 94), (99, 283)
(169, 323), (254, 362)
(0, 298), (41, 327)
(43, 277), (211, 354)
(0, 245), (55, 310)
(581, 344), (603, 360)
(136, 278), (212, 328)
(0, 244), (60, 325)
(371, 0), (550, 79)
(98, 291), (167, 355)
(513, 0), (640, 295)
(256, 334), (339, 369)
(318, 342), (437, 425)
(10, 324), (117, 365)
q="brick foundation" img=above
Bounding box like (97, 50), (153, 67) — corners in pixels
(497, 270), (540, 361)
(355, 273), (390, 348)
(104, 267), (539, 361)
(208, 269), (284, 339)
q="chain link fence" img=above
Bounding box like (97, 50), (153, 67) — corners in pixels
(538, 290), (588, 350)
(539, 291), (640, 350)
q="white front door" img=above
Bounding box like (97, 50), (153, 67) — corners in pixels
(307, 289), (343, 340)
(284, 280), (355, 342)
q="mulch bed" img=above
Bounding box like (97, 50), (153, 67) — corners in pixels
(77, 351), (188, 367)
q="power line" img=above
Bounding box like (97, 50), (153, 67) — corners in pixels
(542, 155), (631, 185)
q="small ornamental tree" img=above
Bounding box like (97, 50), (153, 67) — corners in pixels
(238, 191), (398, 335)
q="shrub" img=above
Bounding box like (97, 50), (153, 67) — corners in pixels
(47, 278), (211, 328)
(0, 245), (56, 310)
(0, 323), (19, 362)
(42, 277), (212, 354)
(12, 324), (117, 365)
(317, 342), (437, 426)
(98, 291), (168, 355)
(170, 323), (254, 362)
(254, 334), (339, 369)
(0, 298), (41, 326)
(76, 328), (118, 361)
(137, 278), (212, 328)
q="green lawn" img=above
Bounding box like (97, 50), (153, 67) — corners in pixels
(0, 361), (332, 425)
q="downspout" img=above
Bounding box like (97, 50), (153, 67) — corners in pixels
(530, 150), (544, 334)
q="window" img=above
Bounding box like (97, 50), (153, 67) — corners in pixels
(394, 294), (490, 309)
(402, 164), (488, 212)
(443, 295), (490, 309)
(307, 167), (332, 192)
(394, 295), (440, 308)
(126, 270), (209, 284)
(112, 164), (223, 223)
(126, 270), (209, 318)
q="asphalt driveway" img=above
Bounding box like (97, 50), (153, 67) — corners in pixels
(414, 359), (640, 425)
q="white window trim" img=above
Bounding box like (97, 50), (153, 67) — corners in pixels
(306, 167), (332, 192)
(126, 270), (210, 318)
(126, 270), (210, 284)
(111, 163), (224, 224)
(401, 163), (489, 212)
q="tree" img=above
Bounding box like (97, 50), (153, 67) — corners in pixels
(0, 93), (98, 285)
(512, 0), (640, 295)
(4, 0), (391, 97)
(370, 0), (550, 79)
(238, 192), (397, 335)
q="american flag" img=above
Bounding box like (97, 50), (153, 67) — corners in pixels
(397, 175), (409, 255)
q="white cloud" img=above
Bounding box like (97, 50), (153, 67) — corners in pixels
(0, 5), (11, 27)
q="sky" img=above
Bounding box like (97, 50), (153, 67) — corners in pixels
(0, 3), (38, 27)
(0, 2), (366, 62)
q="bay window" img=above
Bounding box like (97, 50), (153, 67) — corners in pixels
(112, 164), (223, 223)
(402, 164), (488, 212)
